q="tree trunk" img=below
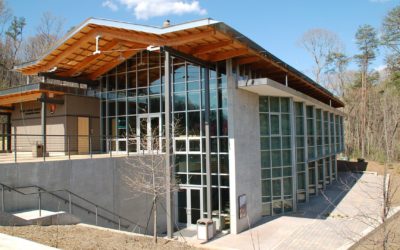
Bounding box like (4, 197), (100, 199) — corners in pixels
(153, 198), (157, 243)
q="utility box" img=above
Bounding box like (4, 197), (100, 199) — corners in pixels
(197, 219), (214, 240)
(32, 143), (44, 157)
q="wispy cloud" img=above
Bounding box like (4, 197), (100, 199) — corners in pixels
(102, 0), (207, 20)
(102, 0), (119, 11)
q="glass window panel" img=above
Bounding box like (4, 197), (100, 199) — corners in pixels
(262, 180), (271, 196)
(262, 203), (272, 216)
(271, 150), (281, 167)
(210, 110), (217, 136)
(280, 98), (290, 113)
(282, 136), (291, 149)
(260, 137), (270, 150)
(189, 175), (201, 185)
(260, 114), (270, 136)
(283, 167), (292, 177)
(218, 88), (227, 108)
(149, 95), (160, 113)
(272, 179), (281, 196)
(297, 173), (305, 189)
(187, 64), (199, 81)
(189, 139), (200, 152)
(261, 151), (270, 168)
(211, 155), (218, 174)
(211, 138), (218, 152)
(220, 175), (229, 186)
(127, 72), (136, 89)
(295, 102), (303, 115)
(273, 201), (282, 214)
(283, 178), (292, 196)
(138, 87), (148, 96)
(175, 155), (187, 172)
(296, 117), (304, 135)
(173, 93), (186, 111)
(219, 138), (228, 152)
(282, 150), (291, 166)
(137, 96), (148, 114)
(270, 97), (280, 112)
(272, 168), (282, 178)
(108, 101), (116, 116)
(271, 137), (281, 150)
(187, 91), (200, 110)
(210, 89), (218, 109)
(187, 81), (199, 91)
(173, 65), (185, 83)
(174, 112), (186, 137)
(128, 116), (136, 136)
(219, 109), (228, 136)
(175, 140), (186, 152)
(259, 97), (269, 112)
(220, 154), (229, 174)
(261, 169), (271, 179)
(271, 115), (280, 135)
(281, 114), (290, 135)
(188, 155), (201, 173)
(188, 112), (201, 136)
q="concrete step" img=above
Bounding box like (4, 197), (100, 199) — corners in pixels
(0, 209), (80, 226)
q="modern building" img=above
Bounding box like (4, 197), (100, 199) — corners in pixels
(2, 18), (344, 235)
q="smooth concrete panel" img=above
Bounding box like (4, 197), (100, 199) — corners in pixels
(229, 88), (262, 234)
(0, 156), (166, 234)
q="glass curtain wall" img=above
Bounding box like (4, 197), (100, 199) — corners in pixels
(99, 51), (230, 227)
(260, 96), (293, 216)
(172, 59), (229, 227)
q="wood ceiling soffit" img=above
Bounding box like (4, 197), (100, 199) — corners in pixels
(25, 29), (99, 75)
(190, 40), (233, 55)
(60, 39), (121, 77)
(88, 49), (139, 80)
(206, 48), (248, 62)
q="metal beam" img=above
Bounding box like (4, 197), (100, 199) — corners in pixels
(40, 93), (47, 161)
(204, 68), (212, 219)
(164, 51), (173, 238)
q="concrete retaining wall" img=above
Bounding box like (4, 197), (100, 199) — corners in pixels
(0, 156), (166, 234)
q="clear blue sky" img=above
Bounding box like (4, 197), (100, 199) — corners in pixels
(7, 0), (399, 79)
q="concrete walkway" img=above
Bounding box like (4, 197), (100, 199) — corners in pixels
(199, 172), (393, 250)
(0, 233), (57, 250)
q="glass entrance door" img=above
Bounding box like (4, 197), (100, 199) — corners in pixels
(137, 114), (161, 153)
(177, 187), (202, 226)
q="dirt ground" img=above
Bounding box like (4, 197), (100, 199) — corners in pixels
(352, 160), (400, 249)
(0, 225), (198, 250)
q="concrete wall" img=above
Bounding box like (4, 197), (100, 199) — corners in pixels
(227, 60), (262, 234)
(0, 156), (166, 234)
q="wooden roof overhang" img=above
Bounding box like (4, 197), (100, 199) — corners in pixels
(0, 83), (86, 112)
(15, 18), (344, 108)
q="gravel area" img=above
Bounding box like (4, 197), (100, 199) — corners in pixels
(0, 225), (198, 250)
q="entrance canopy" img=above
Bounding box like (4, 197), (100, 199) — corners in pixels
(14, 18), (344, 108)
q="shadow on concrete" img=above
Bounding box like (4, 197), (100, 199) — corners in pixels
(254, 162), (371, 226)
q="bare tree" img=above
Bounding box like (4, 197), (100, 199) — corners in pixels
(298, 28), (344, 86)
(120, 120), (180, 243)
(354, 24), (379, 159)
(23, 12), (65, 61)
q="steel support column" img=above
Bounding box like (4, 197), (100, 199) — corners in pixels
(164, 51), (173, 238)
(6, 114), (11, 153)
(41, 93), (47, 161)
(204, 68), (212, 219)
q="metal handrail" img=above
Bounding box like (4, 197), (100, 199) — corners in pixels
(0, 182), (145, 233)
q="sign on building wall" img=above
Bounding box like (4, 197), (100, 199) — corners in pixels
(238, 194), (247, 219)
